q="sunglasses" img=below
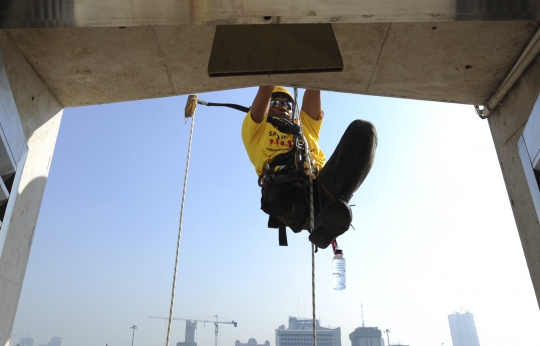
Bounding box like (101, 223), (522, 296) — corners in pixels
(270, 99), (294, 110)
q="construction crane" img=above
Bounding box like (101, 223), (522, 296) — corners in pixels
(149, 315), (237, 346)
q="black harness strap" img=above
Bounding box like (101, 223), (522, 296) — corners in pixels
(279, 224), (288, 246)
(268, 215), (288, 246)
(197, 101), (250, 113)
(260, 116), (312, 246)
(266, 116), (301, 136)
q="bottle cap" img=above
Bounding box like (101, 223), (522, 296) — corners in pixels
(334, 249), (343, 255)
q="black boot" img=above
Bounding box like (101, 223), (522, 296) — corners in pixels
(308, 199), (352, 249)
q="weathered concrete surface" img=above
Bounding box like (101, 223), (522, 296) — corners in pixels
(152, 25), (267, 94)
(1, 0), (538, 28)
(272, 23), (389, 95)
(370, 21), (538, 102)
(4, 20), (539, 107)
(488, 55), (540, 309)
(0, 32), (63, 346)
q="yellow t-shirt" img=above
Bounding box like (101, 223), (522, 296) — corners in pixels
(241, 109), (326, 176)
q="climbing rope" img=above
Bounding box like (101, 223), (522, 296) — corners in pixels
(165, 96), (197, 346)
(311, 242), (316, 344)
(293, 88), (318, 346)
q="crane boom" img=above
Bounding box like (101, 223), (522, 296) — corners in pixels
(149, 316), (237, 326)
(149, 315), (237, 346)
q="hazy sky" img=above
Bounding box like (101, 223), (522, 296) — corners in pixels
(11, 87), (540, 346)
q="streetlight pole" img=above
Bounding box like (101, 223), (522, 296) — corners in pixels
(131, 325), (138, 346)
(384, 329), (390, 346)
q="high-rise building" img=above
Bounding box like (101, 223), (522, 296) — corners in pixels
(177, 320), (197, 346)
(275, 317), (341, 346)
(48, 337), (62, 346)
(18, 337), (34, 346)
(448, 311), (480, 346)
(349, 327), (384, 346)
(185, 321), (196, 343)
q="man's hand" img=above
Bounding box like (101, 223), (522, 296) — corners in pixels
(302, 89), (323, 121)
(251, 85), (274, 123)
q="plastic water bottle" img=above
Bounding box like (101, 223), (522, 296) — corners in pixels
(332, 249), (346, 290)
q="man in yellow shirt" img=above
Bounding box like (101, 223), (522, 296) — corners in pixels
(242, 86), (377, 249)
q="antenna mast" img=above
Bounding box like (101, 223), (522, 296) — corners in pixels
(361, 303), (365, 327)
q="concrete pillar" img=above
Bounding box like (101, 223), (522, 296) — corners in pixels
(488, 55), (540, 309)
(0, 31), (63, 346)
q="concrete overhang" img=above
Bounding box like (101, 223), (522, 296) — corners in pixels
(1, 1), (539, 107)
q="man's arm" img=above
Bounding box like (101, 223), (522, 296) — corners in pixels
(302, 89), (323, 121)
(250, 85), (274, 123)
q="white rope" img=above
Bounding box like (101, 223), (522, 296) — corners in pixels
(166, 107), (196, 346)
(311, 243), (316, 345)
(305, 117), (317, 346)
(294, 88), (317, 346)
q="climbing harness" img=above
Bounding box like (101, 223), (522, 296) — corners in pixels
(257, 115), (314, 245)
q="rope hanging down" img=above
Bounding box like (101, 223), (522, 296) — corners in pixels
(292, 88), (318, 346)
(165, 95), (198, 346)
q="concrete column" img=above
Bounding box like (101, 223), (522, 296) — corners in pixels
(0, 31), (63, 346)
(488, 55), (540, 310)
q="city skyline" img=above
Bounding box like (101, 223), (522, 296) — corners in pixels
(21, 310), (498, 346)
(17, 310), (491, 346)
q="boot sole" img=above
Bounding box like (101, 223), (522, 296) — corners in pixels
(308, 200), (351, 249)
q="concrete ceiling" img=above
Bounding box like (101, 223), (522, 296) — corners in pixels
(4, 20), (537, 108)
(1, 0), (539, 28)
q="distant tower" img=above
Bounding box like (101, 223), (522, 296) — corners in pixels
(349, 327), (383, 346)
(185, 321), (197, 343)
(48, 337), (62, 346)
(18, 338), (34, 346)
(275, 316), (341, 346)
(176, 320), (197, 346)
(447, 311), (480, 346)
